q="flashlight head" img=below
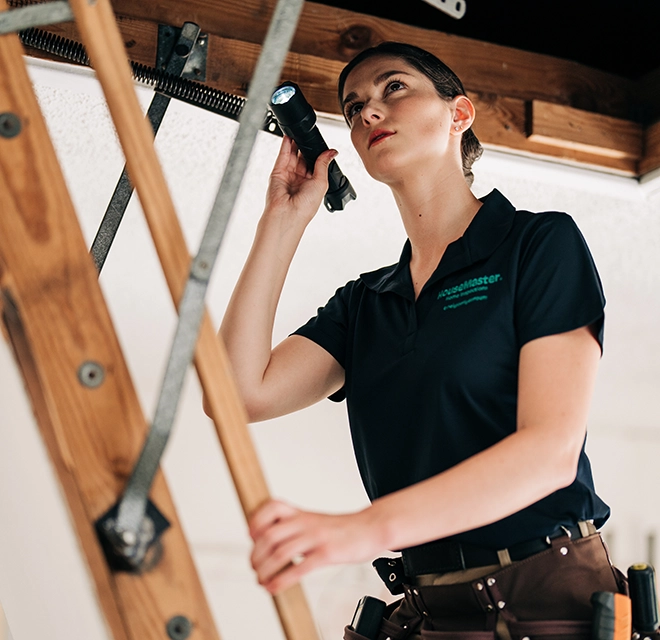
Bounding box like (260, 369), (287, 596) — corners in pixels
(269, 81), (317, 132)
(271, 84), (297, 105)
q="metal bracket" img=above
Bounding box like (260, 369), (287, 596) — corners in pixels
(95, 499), (170, 572)
(420, 0), (466, 19)
(0, 0), (74, 35)
(90, 21), (202, 273)
(157, 23), (208, 82)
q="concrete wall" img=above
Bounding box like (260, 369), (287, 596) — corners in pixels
(1, 57), (659, 640)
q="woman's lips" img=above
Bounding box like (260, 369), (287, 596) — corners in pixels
(369, 130), (394, 148)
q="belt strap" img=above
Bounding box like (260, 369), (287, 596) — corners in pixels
(400, 522), (597, 578)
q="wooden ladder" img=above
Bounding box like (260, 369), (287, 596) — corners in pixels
(0, 0), (320, 638)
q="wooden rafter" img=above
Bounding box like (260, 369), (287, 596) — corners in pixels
(17, 0), (659, 178)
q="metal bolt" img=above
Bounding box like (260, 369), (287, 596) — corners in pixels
(487, 577), (496, 586)
(497, 600), (506, 609)
(412, 588), (419, 596)
(77, 361), (105, 388)
(486, 604), (494, 611)
(121, 529), (137, 546)
(0, 113), (21, 138)
(476, 582), (484, 590)
(560, 546), (569, 555)
(166, 615), (193, 640)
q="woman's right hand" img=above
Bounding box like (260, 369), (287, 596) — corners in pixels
(264, 135), (338, 227)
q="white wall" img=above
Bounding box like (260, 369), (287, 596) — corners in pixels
(1, 57), (660, 640)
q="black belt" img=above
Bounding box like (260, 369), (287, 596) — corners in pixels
(400, 523), (594, 578)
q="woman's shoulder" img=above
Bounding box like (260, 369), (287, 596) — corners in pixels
(509, 206), (589, 252)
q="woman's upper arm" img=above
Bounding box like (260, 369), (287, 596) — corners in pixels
(244, 335), (345, 422)
(516, 325), (601, 479)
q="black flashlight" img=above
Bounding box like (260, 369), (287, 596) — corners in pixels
(269, 81), (356, 212)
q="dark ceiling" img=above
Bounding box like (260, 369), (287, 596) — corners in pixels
(314, 0), (660, 81)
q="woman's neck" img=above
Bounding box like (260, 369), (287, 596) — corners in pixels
(388, 167), (482, 298)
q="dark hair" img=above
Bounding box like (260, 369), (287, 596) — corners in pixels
(338, 42), (483, 187)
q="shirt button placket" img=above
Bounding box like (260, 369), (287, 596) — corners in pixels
(402, 303), (418, 354)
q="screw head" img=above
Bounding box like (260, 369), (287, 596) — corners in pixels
(166, 615), (192, 640)
(0, 113), (21, 139)
(77, 361), (105, 388)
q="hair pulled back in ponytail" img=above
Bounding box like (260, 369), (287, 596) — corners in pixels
(338, 42), (483, 187)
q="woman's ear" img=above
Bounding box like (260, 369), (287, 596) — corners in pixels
(450, 95), (476, 135)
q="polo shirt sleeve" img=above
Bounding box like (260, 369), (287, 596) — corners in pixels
(291, 282), (353, 369)
(515, 212), (605, 351)
(291, 282), (353, 402)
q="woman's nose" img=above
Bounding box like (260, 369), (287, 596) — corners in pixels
(361, 102), (382, 125)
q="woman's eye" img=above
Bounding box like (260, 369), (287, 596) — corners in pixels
(347, 103), (363, 119)
(386, 80), (405, 94)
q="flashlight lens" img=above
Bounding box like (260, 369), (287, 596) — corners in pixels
(271, 85), (297, 105)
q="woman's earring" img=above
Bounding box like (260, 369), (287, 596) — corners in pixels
(454, 125), (461, 131)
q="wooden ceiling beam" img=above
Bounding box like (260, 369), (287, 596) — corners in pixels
(18, 2), (660, 176)
(108, 0), (636, 121)
(640, 120), (660, 177)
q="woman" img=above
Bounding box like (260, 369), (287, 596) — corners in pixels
(219, 42), (623, 638)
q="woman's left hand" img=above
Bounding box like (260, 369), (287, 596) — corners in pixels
(248, 499), (383, 594)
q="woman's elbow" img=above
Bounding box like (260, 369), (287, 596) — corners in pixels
(202, 390), (268, 423)
(553, 445), (582, 490)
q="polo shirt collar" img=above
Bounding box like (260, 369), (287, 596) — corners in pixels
(360, 189), (516, 297)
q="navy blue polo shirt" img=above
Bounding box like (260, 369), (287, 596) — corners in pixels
(293, 189), (610, 549)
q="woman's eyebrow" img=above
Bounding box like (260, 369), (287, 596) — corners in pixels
(342, 69), (413, 109)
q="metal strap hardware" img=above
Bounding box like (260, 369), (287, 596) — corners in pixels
(0, 0), (73, 35)
(90, 21), (202, 273)
(420, 0), (466, 19)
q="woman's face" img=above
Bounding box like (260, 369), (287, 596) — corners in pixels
(341, 55), (461, 185)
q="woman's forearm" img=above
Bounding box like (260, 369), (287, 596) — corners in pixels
(366, 422), (581, 553)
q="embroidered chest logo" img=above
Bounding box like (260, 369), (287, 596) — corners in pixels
(437, 274), (502, 311)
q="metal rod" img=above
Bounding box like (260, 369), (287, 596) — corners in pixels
(0, 0), (73, 35)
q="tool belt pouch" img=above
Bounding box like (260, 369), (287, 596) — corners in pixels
(382, 534), (623, 640)
(488, 534), (622, 638)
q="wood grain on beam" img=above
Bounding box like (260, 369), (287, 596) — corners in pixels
(0, 9), (220, 639)
(470, 93), (638, 175)
(526, 100), (643, 160)
(640, 120), (660, 176)
(109, 0), (635, 121)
